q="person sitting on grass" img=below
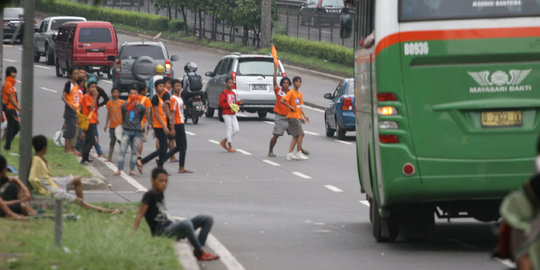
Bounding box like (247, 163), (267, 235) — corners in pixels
(0, 155), (36, 217)
(28, 135), (122, 214)
(0, 197), (25, 220)
(132, 168), (220, 261)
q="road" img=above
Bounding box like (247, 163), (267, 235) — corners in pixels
(2, 33), (503, 269)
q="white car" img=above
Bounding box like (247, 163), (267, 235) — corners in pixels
(34, 16), (86, 65)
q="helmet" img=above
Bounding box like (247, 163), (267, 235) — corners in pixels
(184, 62), (198, 73)
(87, 74), (98, 85)
(155, 64), (164, 74)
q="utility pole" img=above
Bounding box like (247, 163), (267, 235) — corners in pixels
(0, 8), (4, 151)
(19, 0), (34, 186)
(260, 0), (272, 47)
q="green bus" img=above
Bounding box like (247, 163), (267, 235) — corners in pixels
(343, 0), (540, 242)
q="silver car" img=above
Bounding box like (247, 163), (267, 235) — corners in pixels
(204, 53), (286, 119)
(112, 41), (179, 92)
(34, 16), (86, 65)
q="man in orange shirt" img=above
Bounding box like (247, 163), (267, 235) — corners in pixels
(104, 87), (125, 162)
(138, 84), (153, 161)
(280, 76), (310, 161)
(80, 81), (99, 164)
(2, 67), (20, 151)
(165, 79), (192, 173)
(61, 67), (82, 155)
(268, 65), (291, 157)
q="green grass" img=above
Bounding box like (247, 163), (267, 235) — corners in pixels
(0, 203), (182, 269)
(3, 137), (92, 177)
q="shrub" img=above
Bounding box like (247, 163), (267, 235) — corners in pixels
(168, 19), (184, 32)
(273, 34), (353, 66)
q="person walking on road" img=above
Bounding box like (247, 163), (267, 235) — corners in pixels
(104, 87), (125, 162)
(80, 81), (99, 164)
(114, 86), (146, 176)
(61, 67), (82, 156)
(2, 66), (20, 151)
(268, 65), (291, 157)
(138, 80), (173, 172)
(138, 85), (153, 161)
(218, 77), (243, 153)
(146, 65), (164, 99)
(281, 76), (310, 160)
(165, 79), (192, 173)
(132, 167), (220, 261)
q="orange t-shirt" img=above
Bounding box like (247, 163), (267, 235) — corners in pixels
(64, 82), (81, 110)
(151, 95), (167, 128)
(170, 95), (184, 125)
(140, 95), (152, 129)
(105, 99), (125, 128)
(82, 94), (98, 124)
(273, 86), (289, 116)
(2, 76), (18, 110)
(282, 89), (303, 119)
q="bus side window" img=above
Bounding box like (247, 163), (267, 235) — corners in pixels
(358, 0), (375, 48)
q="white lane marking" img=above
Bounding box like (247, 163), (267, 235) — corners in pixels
(34, 65), (51, 70)
(324, 185), (343, 192)
(359, 200), (370, 207)
(206, 234), (246, 270)
(174, 242), (200, 270)
(41, 87), (58, 93)
(83, 190), (139, 194)
(264, 121), (273, 125)
(313, 229), (332, 233)
(185, 131), (196, 136)
(101, 80), (113, 84)
(16, 80), (22, 83)
(208, 139), (219, 144)
(263, 159), (280, 167)
(99, 156), (147, 192)
(236, 113), (248, 117)
(494, 258), (515, 268)
(236, 149), (252, 156)
(335, 140), (352, 145)
(303, 105), (324, 113)
(304, 130), (319, 136)
(4, 59), (16, 63)
(293, 171), (312, 179)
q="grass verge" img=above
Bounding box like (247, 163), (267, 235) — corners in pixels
(3, 137), (92, 177)
(0, 202), (182, 269)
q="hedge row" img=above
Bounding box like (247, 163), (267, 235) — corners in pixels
(35, 0), (183, 32)
(273, 34), (353, 66)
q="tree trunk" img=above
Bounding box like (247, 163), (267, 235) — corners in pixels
(260, 0), (272, 47)
(193, 8), (197, 37)
(198, 10), (203, 40)
(243, 26), (248, 46)
(167, 4), (172, 19)
(229, 24), (234, 43)
(211, 14), (216, 41)
(181, 6), (188, 35)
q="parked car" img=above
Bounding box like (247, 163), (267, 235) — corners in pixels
(204, 53), (286, 119)
(111, 41), (179, 92)
(34, 16), (86, 65)
(324, 78), (355, 139)
(3, 7), (38, 41)
(298, 0), (344, 26)
(54, 21), (118, 78)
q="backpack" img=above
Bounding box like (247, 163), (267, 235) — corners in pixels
(187, 74), (203, 91)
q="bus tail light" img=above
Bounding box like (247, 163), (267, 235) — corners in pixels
(402, 163), (415, 176)
(342, 97), (353, 111)
(377, 93), (397, 101)
(379, 135), (399, 143)
(379, 121), (398, 130)
(231, 71), (237, 90)
(377, 106), (397, 116)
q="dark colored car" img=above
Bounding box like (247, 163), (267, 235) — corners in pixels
(324, 78), (355, 139)
(3, 7), (38, 41)
(298, 0), (344, 26)
(54, 21), (118, 78)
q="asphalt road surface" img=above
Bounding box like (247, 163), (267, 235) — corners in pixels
(1, 34), (504, 269)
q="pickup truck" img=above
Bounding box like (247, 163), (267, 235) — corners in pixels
(34, 16), (86, 65)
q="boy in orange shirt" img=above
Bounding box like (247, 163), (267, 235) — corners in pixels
(80, 81), (99, 164)
(104, 87), (125, 162)
(280, 76), (309, 160)
(268, 65), (291, 157)
(2, 66), (20, 151)
(138, 85), (153, 161)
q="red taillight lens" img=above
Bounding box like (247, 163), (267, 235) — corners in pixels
(342, 97), (353, 111)
(377, 93), (397, 101)
(115, 59), (121, 72)
(379, 135), (399, 143)
(34, 20), (37, 26)
(165, 60), (171, 71)
(402, 163), (415, 176)
(231, 71), (237, 90)
(3, 22), (7, 26)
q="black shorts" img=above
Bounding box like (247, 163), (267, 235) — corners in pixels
(0, 202), (22, 216)
(0, 182), (18, 201)
(63, 108), (77, 139)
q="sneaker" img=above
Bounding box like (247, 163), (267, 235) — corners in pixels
(296, 151), (309, 160)
(198, 252), (220, 261)
(286, 152), (298, 160)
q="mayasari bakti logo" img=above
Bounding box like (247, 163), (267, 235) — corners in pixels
(468, 69), (532, 93)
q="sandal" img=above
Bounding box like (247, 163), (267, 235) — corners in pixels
(137, 159), (143, 174)
(178, 169), (193, 173)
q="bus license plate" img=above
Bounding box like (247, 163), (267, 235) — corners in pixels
(481, 111), (522, 127)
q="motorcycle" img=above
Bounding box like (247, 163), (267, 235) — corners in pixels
(183, 91), (205, 124)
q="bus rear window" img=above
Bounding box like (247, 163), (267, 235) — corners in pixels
(400, 0), (540, 22)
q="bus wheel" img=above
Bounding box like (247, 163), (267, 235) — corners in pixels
(395, 204), (435, 241)
(372, 199), (399, 242)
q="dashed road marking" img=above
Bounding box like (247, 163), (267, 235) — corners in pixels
(293, 171), (312, 179)
(263, 159), (280, 167)
(264, 121), (274, 125)
(236, 113), (248, 117)
(303, 105), (325, 113)
(34, 65), (51, 70)
(41, 87), (58, 93)
(208, 139), (219, 144)
(4, 59), (16, 63)
(359, 200), (370, 207)
(313, 229), (332, 233)
(236, 149), (252, 156)
(324, 185), (343, 192)
(335, 140), (352, 145)
(102, 80), (113, 84)
(304, 130), (320, 136)
(185, 131), (196, 136)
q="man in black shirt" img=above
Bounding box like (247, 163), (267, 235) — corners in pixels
(132, 168), (219, 261)
(0, 155), (36, 217)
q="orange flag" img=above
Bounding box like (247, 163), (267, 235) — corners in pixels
(271, 45), (279, 68)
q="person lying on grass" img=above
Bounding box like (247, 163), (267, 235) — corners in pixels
(0, 155), (37, 217)
(28, 135), (122, 214)
(132, 167), (219, 261)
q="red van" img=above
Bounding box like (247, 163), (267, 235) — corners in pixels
(54, 21), (117, 78)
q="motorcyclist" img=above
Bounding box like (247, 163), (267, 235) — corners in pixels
(181, 62), (205, 110)
(146, 64), (164, 99)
